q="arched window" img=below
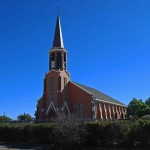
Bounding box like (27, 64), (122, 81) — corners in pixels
(51, 52), (55, 61)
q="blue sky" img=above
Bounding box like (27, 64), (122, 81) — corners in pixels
(0, 0), (150, 119)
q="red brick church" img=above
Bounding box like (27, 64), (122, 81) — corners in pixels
(36, 15), (127, 122)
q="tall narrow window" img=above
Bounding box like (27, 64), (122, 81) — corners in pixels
(64, 77), (67, 99)
(74, 103), (83, 117)
(58, 76), (61, 91)
(63, 53), (66, 69)
(64, 53), (66, 62)
(51, 53), (55, 61)
(50, 77), (55, 101)
(57, 52), (62, 69)
(49, 53), (55, 70)
(80, 104), (83, 114)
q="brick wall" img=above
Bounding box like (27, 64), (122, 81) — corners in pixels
(67, 82), (93, 119)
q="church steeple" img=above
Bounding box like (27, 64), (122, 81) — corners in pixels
(49, 15), (67, 71)
(52, 15), (64, 48)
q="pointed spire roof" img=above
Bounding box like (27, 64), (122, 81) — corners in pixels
(52, 15), (64, 48)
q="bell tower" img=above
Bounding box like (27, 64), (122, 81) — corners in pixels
(49, 15), (67, 71)
(36, 15), (71, 120)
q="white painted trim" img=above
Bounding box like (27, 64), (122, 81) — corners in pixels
(45, 69), (60, 75)
(108, 105), (112, 120)
(115, 106), (120, 119)
(104, 104), (108, 120)
(70, 81), (92, 95)
(124, 108), (127, 114)
(65, 70), (71, 77)
(95, 105), (97, 120)
(118, 107), (121, 116)
(99, 103), (103, 120)
(95, 99), (127, 107)
(92, 107), (95, 112)
(45, 69), (70, 77)
(46, 102), (57, 115)
(62, 101), (70, 114)
(49, 48), (67, 53)
(112, 106), (115, 119)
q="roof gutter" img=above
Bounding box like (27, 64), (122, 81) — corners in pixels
(95, 98), (127, 107)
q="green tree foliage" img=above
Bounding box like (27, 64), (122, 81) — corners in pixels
(0, 116), (11, 123)
(17, 113), (33, 122)
(127, 98), (150, 119)
(145, 97), (150, 107)
(138, 115), (150, 121)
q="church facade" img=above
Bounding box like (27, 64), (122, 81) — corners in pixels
(36, 16), (127, 122)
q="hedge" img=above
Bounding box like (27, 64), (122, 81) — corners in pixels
(0, 123), (55, 144)
(0, 120), (150, 148)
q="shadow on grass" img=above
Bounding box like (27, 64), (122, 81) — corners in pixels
(0, 142), (150, 150)
(0, 142), (53, 150)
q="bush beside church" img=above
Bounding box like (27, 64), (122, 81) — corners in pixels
(0, 120), (150, 148)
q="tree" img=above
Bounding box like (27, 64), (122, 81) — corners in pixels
(138, 115), (150, 121)
(17, 113), (33, 122)
(145, 97), (150, 107)
(127, 98), (149, 118)
(0, 115), (12, 123)
(54, 113), (87, 149)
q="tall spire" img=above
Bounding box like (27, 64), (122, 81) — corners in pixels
(52, 15), (64, 48)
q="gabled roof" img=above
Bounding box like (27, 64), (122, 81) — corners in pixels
(52, 15), (64, 48)
(73, 82), (126, 107)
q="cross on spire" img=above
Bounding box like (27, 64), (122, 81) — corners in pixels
(57, 6), (60, 15)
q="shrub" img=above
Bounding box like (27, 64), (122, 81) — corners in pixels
(135, 120), (150, 146)
(53, 113), (87, 149)
(84, 121), (131, 147)
(0, 120), (150, 148)
(84, 122), (105, 146)
(0, 116), (11, 123)
(30, 124), (55, 144)
(139, 115), (150, 121)
(0, 123), (55, 144)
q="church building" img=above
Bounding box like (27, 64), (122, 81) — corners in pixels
(36, 15), (127, 122)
